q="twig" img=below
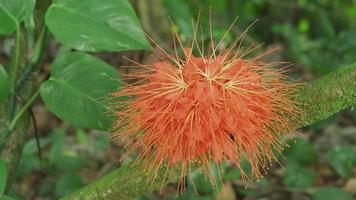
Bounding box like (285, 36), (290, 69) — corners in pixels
(8, 91), (39, 132)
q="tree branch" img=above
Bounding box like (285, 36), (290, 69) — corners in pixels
(0, 25), (31, 193)
(0, 0), (51, 193)
(295, 63), (356, 127)
(62, 62), (356, 200)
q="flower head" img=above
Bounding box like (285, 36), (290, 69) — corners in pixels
(111, 18), (300, 189)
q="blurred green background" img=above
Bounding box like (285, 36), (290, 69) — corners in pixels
(1, 0), (356, 199)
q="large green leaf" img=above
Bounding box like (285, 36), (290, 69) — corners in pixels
(0, 0), (35, 35)
(40, 52), (122, 130)
(0, 158), (7, 194)
(0, 65), (10, 102)
(45, 0), (151, 52)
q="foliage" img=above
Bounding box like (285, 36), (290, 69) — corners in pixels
(40, 52), (122, 130)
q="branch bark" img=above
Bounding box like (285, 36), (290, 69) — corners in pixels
(62, 63), (356, 200)
(295, 63), (356, 127)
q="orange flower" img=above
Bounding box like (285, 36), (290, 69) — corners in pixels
(111, 19), (300, 190)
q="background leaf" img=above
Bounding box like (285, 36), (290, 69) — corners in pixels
(326, 146), (356, 177)
(0, 64), (10, 102)
(284, 138), (317, 166)
(55, 172), (82, 198)
(16, 137), (50, 178)
(313, 187), (353, 200)
(48, 129), (86, 170)
(283, 163), (315, 188)
(40, 52), (121, 130)
(0, 157), (7, 194)
(45, 0), (151, 52)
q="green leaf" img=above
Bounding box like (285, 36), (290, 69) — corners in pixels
(313, 187), (353, 200)
(283, 163), (315, 188)
(40, 52), (121, 130)
(45, 0), (150, 52)
(75, 129), (87, 144)
(193, 173), (214, 194)
(55, 172), (82, 198)
(53, 150), (86, 171)
(0, 158), (7, 194)
(191, 162), (221, 194)
(17, 154), (40, 178)
(326, 146), (356, 177)
(0, 0), (35, 35)
(0, 6), (17, 35)
(223, 168), (241, 181)
(22, 138), (50, 155)
(284, 138), (317, 166)
(0, 65), (10, 102)
(39, 179), (55, 196)
(298, 19), (310, 33)
(17, 135), (51, 178)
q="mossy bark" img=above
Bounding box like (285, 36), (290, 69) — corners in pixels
(62, 163), (181, 200)
(62, 63), (356, 200)
(296, 63), (356, 127)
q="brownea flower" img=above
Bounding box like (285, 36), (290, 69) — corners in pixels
(111, 17), (301, 190)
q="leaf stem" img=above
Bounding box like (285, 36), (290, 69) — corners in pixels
(16, 27), (48, 91)
(8, 91), (39, 132)
(0, 91), (39, 149)
(30, 26), (47, 65)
